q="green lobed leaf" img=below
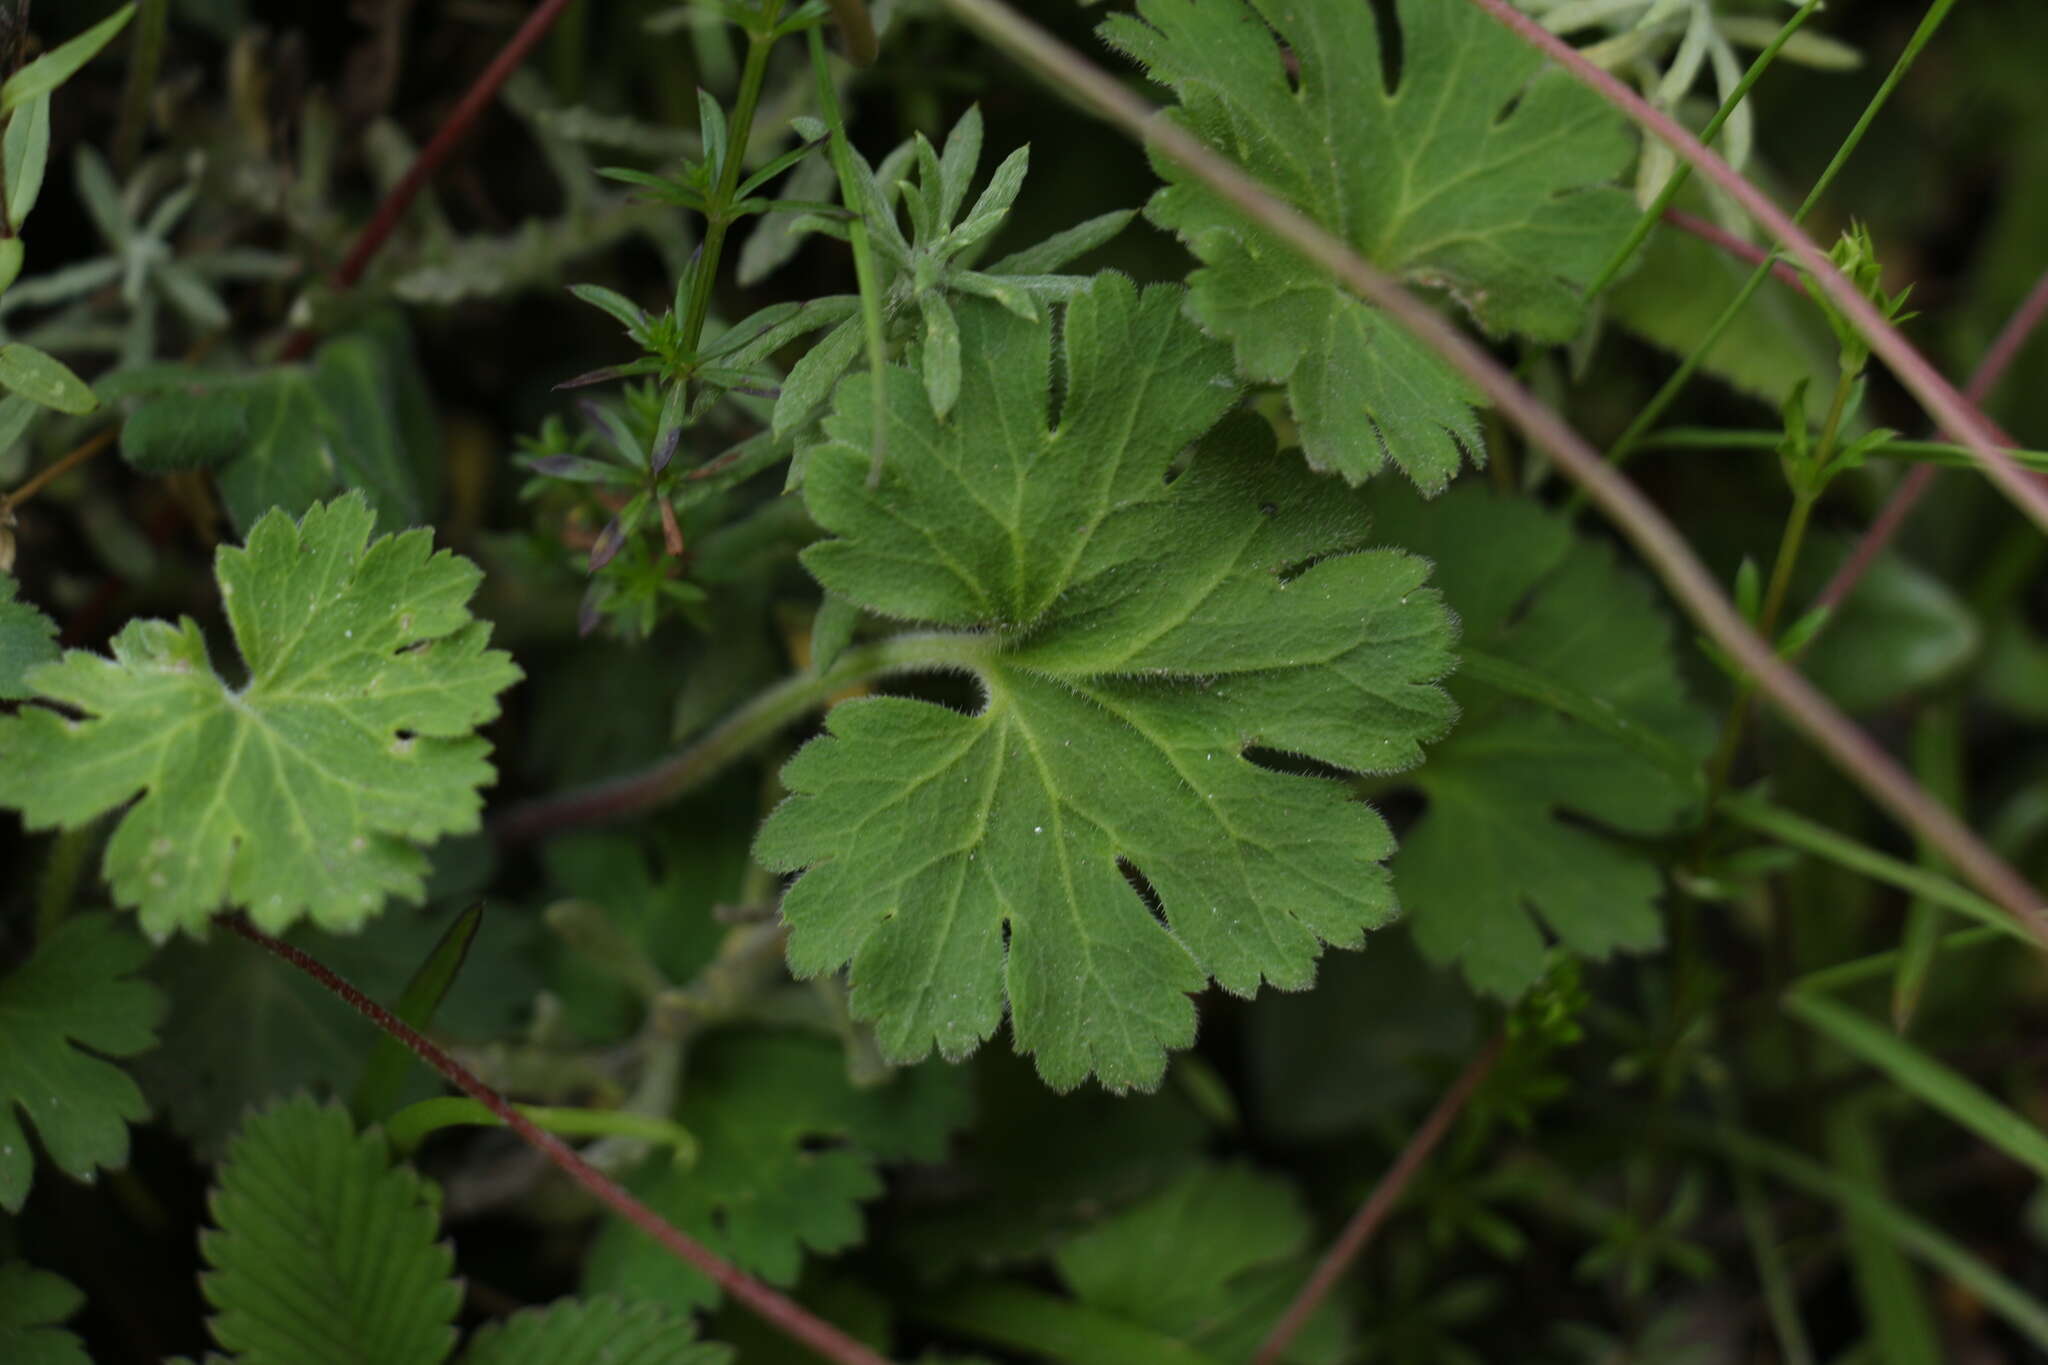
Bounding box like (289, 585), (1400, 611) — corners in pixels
(583, 1030), (969, 1310)
(0, 573), (59, 700)
(214, 371), (335, 532)
(0, 492), (523, 938)
(1370, 484), (1712, 999)
(201, 1097), (459, 1365)
(1052, 1163), (1346, 1363)
(758, 276), (1456, 1090)
(0, 914), (164, 1213)
(460, 1297), (731, 1365)
(213, 326), (434, 534)
(1103, 0), (1636, 492)
(0, 1262), (89, 1365)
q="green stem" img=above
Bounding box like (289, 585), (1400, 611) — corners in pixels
(680, 23), (779, 353)
(1688, 1119), (2048, 1351)
(548, 0), (588, 103)
(492, 631), (990, 843)
(1717, 793), (2029, 946)
(1715, 1092), (1816, 1365)
(1572, 0), (1964, 499)
(384, 1095), (698, 1162)
(35, 823), (96, 940)
(1634, 429), (2048, 473)
(1891, 700), (1963, 1031)
(1581, 0), (1826, 303)
(807, 27), (891, 486)
(1698, 487), (1813, 822)
(113, 0), (168, 173)
(1699, 361), (1853, 825)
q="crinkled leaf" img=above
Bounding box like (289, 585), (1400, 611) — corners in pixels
(1053, 1164), (1346, 1363)
(0, 1262), (88, 1365)
(201, 1097), (459, 1365)
(758, 277), (1456, 1091)
(1103, 0), (1636, 491)
(121, 391), (249, 473)
(0, 914), (163, 1213)
(461, 1297), (730, 1365)
(0, 492), (523, 938)
(0, 573), (59, 700)
(583, 1030), (969, 1310)
(1372, 485), (1712, 999)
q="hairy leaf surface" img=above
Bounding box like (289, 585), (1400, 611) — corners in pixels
(0, 573), (58, 700)
(1103, 0), (1636, 491)
(1373, 486), (1711, 998)
(584, 1031), (968, 1309)
(0, 914), (163, 1212)
(758, 277), (1456, 1090)
(202, 1098), (459, 1365)
(0, 493), (522, 937)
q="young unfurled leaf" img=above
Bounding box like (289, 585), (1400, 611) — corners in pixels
(202, 1098), (459, 1365)
(584, 1031), (969, 1309)
(0, 915), (164, 1212)
(771, 105), (1133, 438)
(1103, 0), (1636, 492)
(1371, 486), (1712, 999)
(0, 493), (522, 938)
(756, 277), (1456, 1091)
(0, 573), (58, 700)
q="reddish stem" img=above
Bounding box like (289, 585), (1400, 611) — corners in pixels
(1464, 0), (2048, 536)
(223, 915), (897, 1365)
(278, 0), (579, 361)
(1253, 1035), (1504, 1365)
(1661, 208), (1808, 296)
(1815, 263), (2048, 615)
